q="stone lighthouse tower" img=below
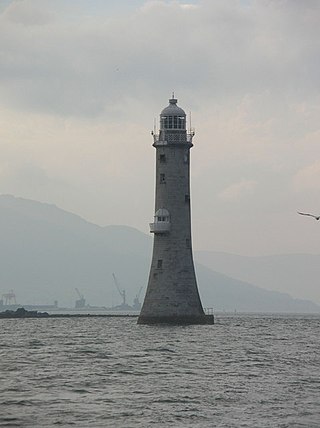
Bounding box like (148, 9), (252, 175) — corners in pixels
(138, 96), (214, 325)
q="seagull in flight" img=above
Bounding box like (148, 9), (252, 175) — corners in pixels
(297, 211), (320, 220)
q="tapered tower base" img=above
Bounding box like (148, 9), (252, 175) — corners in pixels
(137, 314), (214, 325)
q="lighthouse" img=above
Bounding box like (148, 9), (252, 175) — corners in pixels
(138, 96), (214, 325)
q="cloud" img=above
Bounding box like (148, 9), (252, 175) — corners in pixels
(180, 4), (198, 10)
(293, 161), (320, 192)
(0, 0), (319, 118)
(218, 179), (257, 201)
(2, 0), (56, 26)
(0, 161), (69, 205)
(0, 0), (320, 255)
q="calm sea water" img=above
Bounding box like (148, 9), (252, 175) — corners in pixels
(0, 314), (319, 427)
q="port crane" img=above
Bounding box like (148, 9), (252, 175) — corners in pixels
(133, 286), (143, 310)
(74, 288), (86, 309)
(112, 273), (126, 306)
(2, 290), (17, 305)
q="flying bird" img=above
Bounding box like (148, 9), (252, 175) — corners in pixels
(297, 211), (320, 220)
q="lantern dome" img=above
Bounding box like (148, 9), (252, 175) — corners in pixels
(160, 97), (186, 117)
(160, 97), (186, 130)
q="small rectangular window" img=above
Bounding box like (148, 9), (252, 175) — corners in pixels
(157, 259), (163, 269)
(160, 173), (166, 184)
(185, 194), (190, 203)
(178, 117), (185, 129)
(186, 238), (191, 248)
(160, 154), (166, 163)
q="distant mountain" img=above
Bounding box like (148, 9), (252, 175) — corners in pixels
(0, 194), (319, 313)
(195, 251), (320, 306)
(196, 265), (318, 313)
(0, 195), (152, 307)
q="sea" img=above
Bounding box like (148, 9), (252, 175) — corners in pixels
(0, 313), (319, 427)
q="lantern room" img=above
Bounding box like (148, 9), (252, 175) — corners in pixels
(160, 97), (186, 130)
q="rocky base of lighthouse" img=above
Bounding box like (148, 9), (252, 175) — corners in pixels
(137, 314), (214, 325)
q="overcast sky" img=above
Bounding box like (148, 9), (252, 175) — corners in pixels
(0, 0), (320, 256)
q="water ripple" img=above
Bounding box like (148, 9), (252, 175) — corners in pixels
(0, 315), (320, 427)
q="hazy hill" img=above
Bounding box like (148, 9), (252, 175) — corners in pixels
(195, 251), (320, 306)
(0, 195), (152, 307)
(0, 194), (319, 313)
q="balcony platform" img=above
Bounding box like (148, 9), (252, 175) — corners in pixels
(149, 222), (170, 234)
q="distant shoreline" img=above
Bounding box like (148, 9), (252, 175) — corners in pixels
(0, 307), (139, 319)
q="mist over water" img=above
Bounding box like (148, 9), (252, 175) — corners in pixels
(1, 314), (319, 427)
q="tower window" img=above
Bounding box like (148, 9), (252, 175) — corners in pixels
(157, 259), (163, 269)
(160, 173), (166, 184)
(185, 194), (190, 203)
(162, 115), (185, 129)
(186, 239), (191, 248)
(178, 117), (185, 129)
(160, 154), (166, 163)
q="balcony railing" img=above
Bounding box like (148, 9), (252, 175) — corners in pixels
(149, 222), (171, 234)
(152, 130), (195, 145)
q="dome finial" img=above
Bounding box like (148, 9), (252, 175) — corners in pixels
(169, 91), (177, 105)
